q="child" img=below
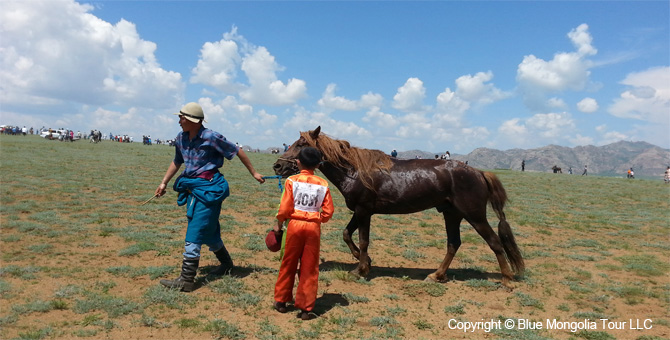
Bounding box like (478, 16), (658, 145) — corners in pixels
(273, 147), (334, 320)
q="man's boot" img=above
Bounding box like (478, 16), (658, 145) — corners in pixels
(160, 257), (199, 292)
(209, 246), (234, 276)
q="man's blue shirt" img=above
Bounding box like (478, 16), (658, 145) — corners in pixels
(174, 126), (238, 177)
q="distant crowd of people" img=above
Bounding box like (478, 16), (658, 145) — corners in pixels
(1, 125), (31, 135)
(0, 124), (179, 146)
(389, 149), (452, 160)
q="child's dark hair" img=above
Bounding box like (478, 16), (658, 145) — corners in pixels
(298, 147), (322, 168)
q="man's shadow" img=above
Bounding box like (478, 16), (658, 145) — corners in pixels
(197, 264), (349, 316)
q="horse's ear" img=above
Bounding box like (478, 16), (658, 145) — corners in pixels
(310, 126), (321, 139)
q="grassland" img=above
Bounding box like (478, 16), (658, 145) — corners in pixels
(0, 135), (668, 340)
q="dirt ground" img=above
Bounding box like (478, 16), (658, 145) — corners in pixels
(2, 201), (668, 340)
(0, 139), (668, 340)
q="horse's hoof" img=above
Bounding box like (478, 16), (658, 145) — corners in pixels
(501, 281), (515, 291)
(348, 270), (362, 280)
(424, 273), (447, 283)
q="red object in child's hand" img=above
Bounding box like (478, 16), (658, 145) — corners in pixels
(265, 230), (283, 252)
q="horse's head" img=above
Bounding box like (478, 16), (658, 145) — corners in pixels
(272, 126), (322, 177)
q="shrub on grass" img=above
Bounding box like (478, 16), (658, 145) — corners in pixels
(402, 282), (447, 297)
(204, 319), (246, 340)
(617, 254), (669, 277)
(208, 275), (245, 295)
(228, 293), (261, 308)
(0, 265), (41, 280)
(343, 292), (369, 303)
(515, 291), (544, 310)
(444, 303), (466, 315)
(74, 295), (142, 317)
(143, 285), (195, 310)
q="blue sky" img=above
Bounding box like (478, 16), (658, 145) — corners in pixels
(1, 1), (668, 154)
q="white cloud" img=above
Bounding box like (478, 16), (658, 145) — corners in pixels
(499, 118), (528, 136)
(497, 112), (576, 148)
(435, 88), (470, 125)
(498, 118), (529, 146)
(282, 108), (369, 143)
(190, 27), (307, 106)
(526, 112), (576, 139)
(454, 71), (509, 105)
(392, 78), (428, 112)
(600, 130), (629, 145)
(517, 53), (591, 92)
(190, 39), (242, 93)
(516, 24), (596, 112)
(605, 66), (670, 148)
(577, 97), (599, 113)
(317, 84), (382, 112)
(434, 71), (508, 127)
(547, 97), (567, 109)
(568, 24), (598, 57)
(0, 0), (183, 109)
(360, 92), (384, 108)
(363, 107), (397, 128)
(570, 134), (594, 146)
(449, 126), (490, 152)
(318, 84), (359, 111)
(395, 113), (433, 139)
(608, 66), (670, 123)
(239, 46), (307, 105)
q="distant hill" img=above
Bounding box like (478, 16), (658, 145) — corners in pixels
(262, 141), (669, 179)
(449, 141), (669, 178)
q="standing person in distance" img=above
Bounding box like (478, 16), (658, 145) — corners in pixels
(155, 102), (265, 292)
(273, 147), (334, 320)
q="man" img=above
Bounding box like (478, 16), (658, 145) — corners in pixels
(155, 102), (265, 292)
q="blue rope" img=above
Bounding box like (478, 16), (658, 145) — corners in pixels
(262, 175), (283, 192)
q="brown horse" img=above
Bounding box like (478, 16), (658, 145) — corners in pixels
(273, 127), (524, 287)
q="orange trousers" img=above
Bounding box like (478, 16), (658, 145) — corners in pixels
(274, 219), (321, 312)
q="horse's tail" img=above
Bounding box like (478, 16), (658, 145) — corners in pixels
(483, 171), (525, 276)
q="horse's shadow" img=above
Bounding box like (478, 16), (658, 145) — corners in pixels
(320, 260), (500, 282)
(187, 262), (501, 318)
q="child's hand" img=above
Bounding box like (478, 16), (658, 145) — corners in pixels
(274, 221), (283, 233)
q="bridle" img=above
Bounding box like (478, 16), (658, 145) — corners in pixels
(276, 156), (296, 164)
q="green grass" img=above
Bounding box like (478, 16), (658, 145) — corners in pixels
(0, 135), (668, 340)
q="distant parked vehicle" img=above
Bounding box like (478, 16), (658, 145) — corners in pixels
(40, 129), (68, 140)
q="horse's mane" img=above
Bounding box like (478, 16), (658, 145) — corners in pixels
(301, 131), (392, 191)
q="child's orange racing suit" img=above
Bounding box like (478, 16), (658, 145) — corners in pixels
(274, 169), (334, 312)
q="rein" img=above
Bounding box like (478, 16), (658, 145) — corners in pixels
(262, 175), (284, 192)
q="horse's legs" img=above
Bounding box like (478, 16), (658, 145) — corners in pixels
(343, 215), (360, 259)
(426, 212), (462, 283)
(467, 215), (515, 288)
(349, 213), (372, 279)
